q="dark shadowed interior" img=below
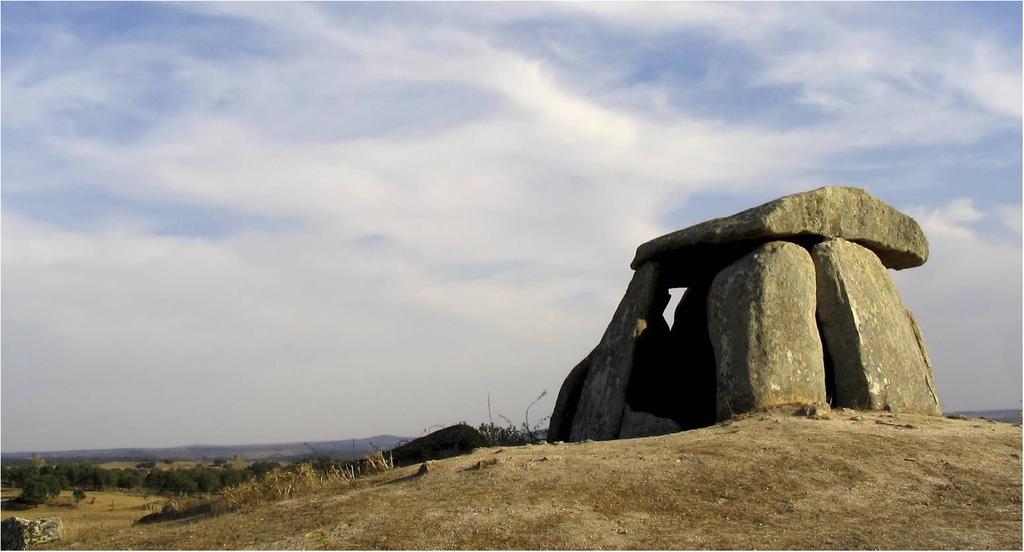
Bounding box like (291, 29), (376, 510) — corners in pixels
(625, 282), (718, 431)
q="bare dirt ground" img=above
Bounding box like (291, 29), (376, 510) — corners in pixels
(46, 411), (1021, 550)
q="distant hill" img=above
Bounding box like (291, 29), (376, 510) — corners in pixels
(0, 435), (409, 464)
(948, 409), (1021, 423)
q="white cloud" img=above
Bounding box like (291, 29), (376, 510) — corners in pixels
(2, 3), (1020, 449)
(996, 204), (1023, 237)
(895, 199), (1023, 411)
(913, 198), (986, 239)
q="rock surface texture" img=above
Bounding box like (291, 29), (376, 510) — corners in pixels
(708, 241), (826, 419)
(812, 238), (941, 415)
(618, 404), (683, 439)
(1, 517), (63, 550)
(632, 186), (929, 272)
(550, 186), (941, 443)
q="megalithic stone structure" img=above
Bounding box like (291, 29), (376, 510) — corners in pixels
(550, 186), (941, 443)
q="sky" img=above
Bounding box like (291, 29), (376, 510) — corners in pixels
(2, 2), (1021, 453)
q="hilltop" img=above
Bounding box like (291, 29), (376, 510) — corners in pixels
(44, 410), (1020, 550)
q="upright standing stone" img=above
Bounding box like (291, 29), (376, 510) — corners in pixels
(568, 261), (667, 441)
(708, 241), (826, 419)
(811, 238), (942, 415)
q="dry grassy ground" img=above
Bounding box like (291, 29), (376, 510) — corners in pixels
(43, 411), (1021, 550)
(1, 489), (165, 542)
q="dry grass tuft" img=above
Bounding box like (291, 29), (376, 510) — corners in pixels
(360, 451), (394, 475)
(221, 463), (351, 510)
(222, 452), (394, 511)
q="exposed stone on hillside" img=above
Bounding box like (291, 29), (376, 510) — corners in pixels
(389, 424), (488, 466)
(811, 238), (941, 415)
(707, 241), (826, 419)
(632, 186), (928, 276)
(1, 517), (63, 550)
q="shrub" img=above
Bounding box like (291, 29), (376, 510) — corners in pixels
(477, 389), (552, 446)
(17, 476), (60, 505)
(477, 421), (534, 446)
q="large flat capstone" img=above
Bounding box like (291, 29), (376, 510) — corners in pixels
(632, 187), (928, 276)
(812, 238), (942, 415)
(708, 241), (826, 419)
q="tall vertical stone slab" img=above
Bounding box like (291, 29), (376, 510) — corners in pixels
(568, 261), (666, 441)
(811, 238), (942, 415)
(708, 241), (826, 419)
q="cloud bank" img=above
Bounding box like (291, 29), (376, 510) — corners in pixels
(2, 3), (1020, 451)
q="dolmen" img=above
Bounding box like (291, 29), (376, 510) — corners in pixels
(549, 186), (941, 442)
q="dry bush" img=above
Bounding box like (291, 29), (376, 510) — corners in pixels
(359, 451), (394, 475)
(221, 452), (393, 511)
(222, 463), (349, 510)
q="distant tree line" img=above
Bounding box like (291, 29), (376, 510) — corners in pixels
(1, 460), (284, 504)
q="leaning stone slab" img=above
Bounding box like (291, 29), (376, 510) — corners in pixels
(618, 404), (682, 439)
(569, 261), (668, 441)
(812, 238), (942, 415)
(708, 241), (826, 419)
(632, 187), (928, 276)
(547, 350), (593, 443)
